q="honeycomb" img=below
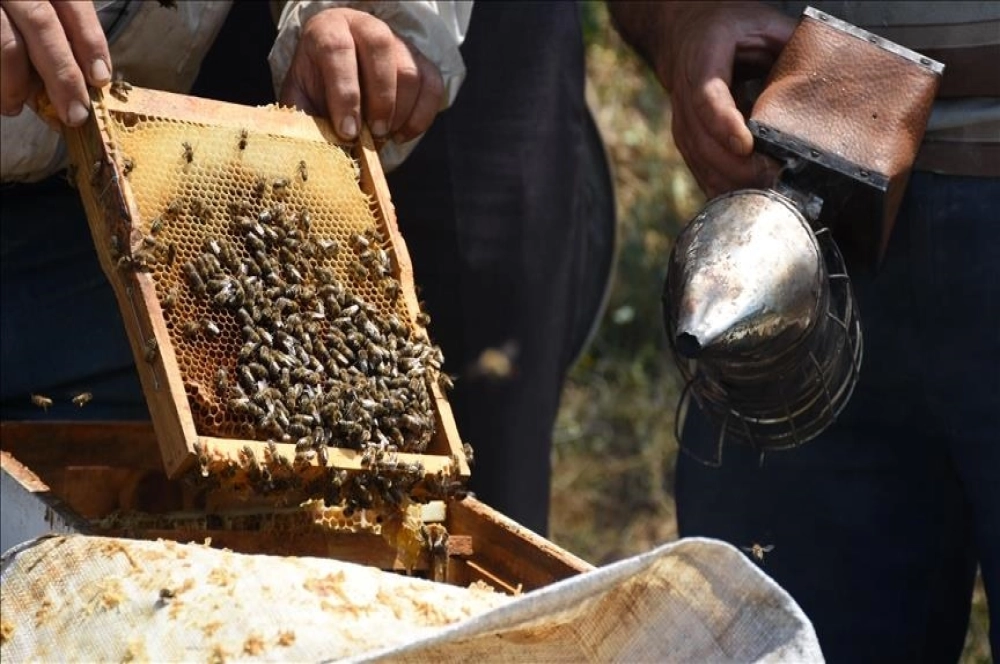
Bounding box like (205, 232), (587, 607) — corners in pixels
(102, 107), (444, 457)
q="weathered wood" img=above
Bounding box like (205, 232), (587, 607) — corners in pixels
(448, 498), (594, 592)
(60, 85), (469, 486)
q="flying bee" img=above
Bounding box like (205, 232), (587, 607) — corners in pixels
(297, 160), (308, 182)
(144, 337), (158, 363)
(72, 392), (93, 407)
(238, 128), (248, 150)
(181, 141), (194, 163)
(742, 543), (775, 563)
(30, 394), (53, 411)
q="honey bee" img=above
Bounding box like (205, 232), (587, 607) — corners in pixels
(202, 319), (221, 338)
(90, 159), (103, 185)
(143, 337), (158, 363)
(253, 177), (267, 198)
(164, 243), (177, 266)
(181, 320), (201, 340)
(416, 311), (431, 327)
(149, 217), (163, 235)
(158, 587), (176, 601)
(30, 394), (53, 411)
(181, 141), (194, 163)
(215, 367), (229, 393)
(64, 162), (79, 189)
(190, 198), (211, 222)
(238, 128), (248, 151)
(116, 254), (135, 272)
(122, 156), (134, 176)
(109, 235), (122, 261)
(297, 160), (308, 182)
(109, 73), (132, 101)
(183, 262), (205, 294)
(272, 178), (290, 198)
(71, 392), (93, 407)
(165, 198), (183, 217)
(742, 543), (775, 563)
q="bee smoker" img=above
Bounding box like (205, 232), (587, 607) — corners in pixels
(663, 7), (943, 458)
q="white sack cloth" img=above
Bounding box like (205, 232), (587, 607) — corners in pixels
(0, 535), (822, 662)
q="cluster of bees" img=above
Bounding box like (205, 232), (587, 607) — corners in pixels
(141, 142), (466, 508)
(176, 204), (445, 463)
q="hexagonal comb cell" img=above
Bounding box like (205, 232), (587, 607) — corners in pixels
(63, 86), (468, 490)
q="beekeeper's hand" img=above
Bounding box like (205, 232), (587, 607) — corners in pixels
(280, 7), (445, 144)
(610, 1), (794, 198)
(0, 0), (111, 126)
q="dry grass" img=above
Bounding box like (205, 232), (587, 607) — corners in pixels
(549, 3), (991, 661)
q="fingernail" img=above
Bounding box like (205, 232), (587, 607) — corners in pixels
(91, 60), (111, 85)
(371, 120), (388, 138)
(340, 115), (358, 140)
(66, 100), (90, 126)
(728, 135), (745, 155)
(91, 59), (111, 85)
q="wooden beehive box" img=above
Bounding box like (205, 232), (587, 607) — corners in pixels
(1, 422), (591, 593)
(62, 84), (467, 507)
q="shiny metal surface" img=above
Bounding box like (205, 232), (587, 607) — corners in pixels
(668, 190), (823, 359)
(663, 189), (862, 454)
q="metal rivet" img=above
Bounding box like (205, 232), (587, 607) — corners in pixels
(819, 13), (828, 21)
(859, 170), (869, 178)
(810, 149), (820, 158)
(920, 58), (931, 66)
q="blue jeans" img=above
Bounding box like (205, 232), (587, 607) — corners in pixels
(676, 172), (1000, 662)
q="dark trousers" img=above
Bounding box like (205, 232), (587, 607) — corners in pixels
(676, 172), (1000, 662)
(388, 2), (614, 535)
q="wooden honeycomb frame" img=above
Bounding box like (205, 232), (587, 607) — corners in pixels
(63, 85), (469, 488)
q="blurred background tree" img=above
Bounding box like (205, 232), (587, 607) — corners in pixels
(550, 3), (990, 661)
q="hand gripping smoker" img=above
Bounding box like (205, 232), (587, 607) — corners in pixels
(663, 7), (943, 461)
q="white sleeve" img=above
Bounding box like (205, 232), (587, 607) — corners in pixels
(268, 1), (473, 171)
